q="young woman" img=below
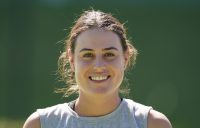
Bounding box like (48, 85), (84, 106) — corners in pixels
(23, 10), (172, 128)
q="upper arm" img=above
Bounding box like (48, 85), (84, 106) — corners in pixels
(147, 109), (172, 128)
(23, 112), (41, 128)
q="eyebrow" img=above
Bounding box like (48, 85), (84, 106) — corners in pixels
(103, 47), (119, 51)
(79, 47), (119, 52)
(79, 48), (93, 52)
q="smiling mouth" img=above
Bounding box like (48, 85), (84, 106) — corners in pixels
(89, 75), (110, 81)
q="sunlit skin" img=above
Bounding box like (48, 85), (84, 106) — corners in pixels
(23, 29), (172, 127)
(68, 29), (129, 116)
(23, 10), (172, 128)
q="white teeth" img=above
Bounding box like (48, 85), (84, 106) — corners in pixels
(90, 76), (108, 81)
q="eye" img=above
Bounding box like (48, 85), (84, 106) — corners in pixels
(82, 53), (94, 58)
(104, 52), (115, 59)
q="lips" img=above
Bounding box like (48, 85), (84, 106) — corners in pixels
(89, 75), (110, 81)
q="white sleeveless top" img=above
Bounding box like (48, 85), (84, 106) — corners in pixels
(37, 99), (152, 128)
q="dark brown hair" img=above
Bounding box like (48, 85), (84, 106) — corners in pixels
(56, 10), (137, 97)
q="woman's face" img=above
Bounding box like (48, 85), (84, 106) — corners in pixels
(69, 29), (128, 96)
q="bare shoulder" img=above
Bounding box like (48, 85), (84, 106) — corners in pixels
(23, 112), (41, 128)
(148, 109), (172, 128)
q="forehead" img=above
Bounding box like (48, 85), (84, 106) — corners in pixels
(75, 29), (122, 51)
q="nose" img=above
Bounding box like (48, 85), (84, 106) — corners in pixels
(93, 56), (106, 72)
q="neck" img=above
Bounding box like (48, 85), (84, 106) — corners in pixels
(74, 92), (121, 117)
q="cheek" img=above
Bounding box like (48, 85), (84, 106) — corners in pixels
(75, 58), (91, 70)
(109, 56), (125, 70)
(108, 57), (125, 80)
(113, 57), (125, 77)
(74, 58), (91, 77)
(108, 62), (124, 87)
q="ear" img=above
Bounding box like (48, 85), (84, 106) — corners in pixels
(67, 48), (75, 71)
(124, 50), (129, 69)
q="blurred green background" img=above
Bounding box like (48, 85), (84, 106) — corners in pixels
(0, 0), (200, 127)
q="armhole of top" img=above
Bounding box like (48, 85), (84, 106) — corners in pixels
(130, 100), (153, 128)
(145, 107), (153, 128)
